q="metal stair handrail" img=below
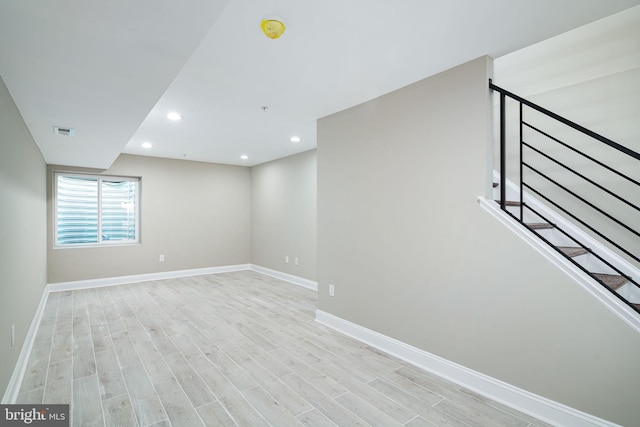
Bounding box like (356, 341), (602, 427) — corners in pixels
(490, 80), (640, 313)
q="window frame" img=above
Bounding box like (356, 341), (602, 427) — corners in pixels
(53, 171), (141, 248)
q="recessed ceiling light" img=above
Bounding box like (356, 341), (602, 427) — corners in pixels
(240, 155), (249, 160)
(290, 136), (301, 143)
(141, 142), (152, 149)
(167, 112), (182, 121)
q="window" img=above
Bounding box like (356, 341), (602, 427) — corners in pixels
(54, 172), (140, 246)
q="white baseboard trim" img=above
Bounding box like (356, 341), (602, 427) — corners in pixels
(250, 264), (318, 291)
(2, 287), (50, 404)
(47, 264), (251, 293)
(315, 309), (620, 427)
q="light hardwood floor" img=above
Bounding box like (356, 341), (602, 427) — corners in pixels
(16, 271), (552, 426)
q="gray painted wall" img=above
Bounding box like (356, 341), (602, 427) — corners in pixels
(251, 150), (317, 280)
(317, 56), (640, 426)
(47, 154), (251, 283)
(494, 6), (640, 267)
(0, 75), (47, 397)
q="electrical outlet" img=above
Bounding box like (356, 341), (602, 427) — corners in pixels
(11, 324), (15, 348)
(295, 257), (299, 266)
(159, 254), (165, 262)
(285, 255), (289, 264)
(329, 284), (335, 297)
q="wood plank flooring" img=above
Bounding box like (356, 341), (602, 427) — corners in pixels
(16, 271), (552, 426)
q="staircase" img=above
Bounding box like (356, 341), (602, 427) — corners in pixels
(493, 191), (640, 314)
(490, 81), (640, 316)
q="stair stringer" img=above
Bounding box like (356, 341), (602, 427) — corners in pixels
(482, 173), (640, 333)
(478, 196), (639, 333)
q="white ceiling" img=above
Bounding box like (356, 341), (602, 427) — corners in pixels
(1, 0), (639, 169)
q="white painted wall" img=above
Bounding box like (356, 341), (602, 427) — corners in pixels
(0, 75), (47, 396)
(251, 150), (317, 280)
(47, 154), (251, 283)
(317, 56), (640, 426)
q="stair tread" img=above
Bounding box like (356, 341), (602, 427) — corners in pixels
(557, 246), (589, 257)
(494, 200), (521, 206)
(526, 223), (554, 230)
(592, 273), (628, 290)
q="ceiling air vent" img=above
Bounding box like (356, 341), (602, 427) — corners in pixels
(53, 126), (75, 137)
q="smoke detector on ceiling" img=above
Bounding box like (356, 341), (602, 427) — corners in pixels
(53, 126), (75, 136)
(261, 18), (285, 39)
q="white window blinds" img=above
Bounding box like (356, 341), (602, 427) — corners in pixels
(55, 173), (139, 246)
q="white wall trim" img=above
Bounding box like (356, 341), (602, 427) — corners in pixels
(478, 196), (640, 333)
(250, 264), (318, 291)
(46, 264), (251, 292)
(2, 287), (50, 404)
(316, 309), (620, 427)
